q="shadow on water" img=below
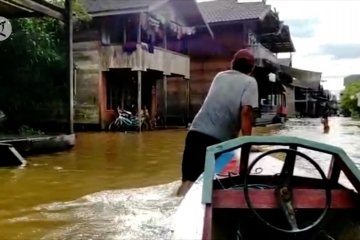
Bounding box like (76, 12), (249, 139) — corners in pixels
(0, 117), (359, 239)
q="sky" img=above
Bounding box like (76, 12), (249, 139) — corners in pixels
(197, 0), (360, 94)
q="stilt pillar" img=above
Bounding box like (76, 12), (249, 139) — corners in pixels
(138, 71), (142, 131)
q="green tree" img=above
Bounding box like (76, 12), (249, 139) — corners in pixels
(340, 81), (360, 118)
(0, 0), (89, 130)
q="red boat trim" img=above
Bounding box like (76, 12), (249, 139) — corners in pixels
(212, 189), (359, 209)
(202, 204), (212, 240)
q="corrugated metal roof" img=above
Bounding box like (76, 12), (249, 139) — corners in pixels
(83, 0), (165, 13)
(281, 65), (322, 90)
(197, 0), (271, 24)
(81, 0), (214, 36)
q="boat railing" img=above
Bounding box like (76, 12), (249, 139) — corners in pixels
(202, 136), (360, 203)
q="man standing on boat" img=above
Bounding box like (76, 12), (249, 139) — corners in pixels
(177, 49), (259, 196)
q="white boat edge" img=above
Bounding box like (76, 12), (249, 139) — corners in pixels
(171, 151), (267, 240)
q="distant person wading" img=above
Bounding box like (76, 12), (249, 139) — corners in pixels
(321, 102), (330, 133)
(176, 49), (259, 196)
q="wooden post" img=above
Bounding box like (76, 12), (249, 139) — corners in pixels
(164, 76), (167, 127)
(186, 78), (190, 126)
(138, 71), (142, 131)
(163, 24), (168, 127)
(73, 64), (77, 96)
(305, 89), (308, 115)
(65, 0), (74, 134)
(137, 13), (142, 131)
(123, 26), (126, 44)
(121, 81), (125, 109)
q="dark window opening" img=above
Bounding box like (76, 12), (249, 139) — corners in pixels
(105, 71), (137, 111)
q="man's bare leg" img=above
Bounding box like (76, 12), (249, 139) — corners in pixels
(176, 181), (194, 197)
(176, 146), (262, 197)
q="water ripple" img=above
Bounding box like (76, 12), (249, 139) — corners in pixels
(37, 181), (182, 240)
(2, 117), (360, 239)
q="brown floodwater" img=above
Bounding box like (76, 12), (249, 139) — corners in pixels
(0, 117), (359, 239)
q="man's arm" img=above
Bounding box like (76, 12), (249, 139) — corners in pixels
(240, 80), (259, 136)
(241, 106), (253, 136)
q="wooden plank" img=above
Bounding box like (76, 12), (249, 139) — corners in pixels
(65, 0), (73, 134)
(137, 71), (142, 131)
(74, 41), (100, 51)
(0, 143), (26, 166)
(7, 0), (64, 20)
(212, 189), (359, 209)
(0, 0), (32, 13)
(164, 76), (167, 126)
(31, 0), (63, 12)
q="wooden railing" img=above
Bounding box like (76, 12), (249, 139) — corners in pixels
(100, 43), (190, 78)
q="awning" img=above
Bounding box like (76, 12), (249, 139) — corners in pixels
(280, 65), (322, 90)
(260, 24), (295, 53)
(0, 0), (64, 20)
(251, 43), (278, 65)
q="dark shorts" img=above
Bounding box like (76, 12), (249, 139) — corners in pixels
(322, 112), (328, 119)
(181, 130), (221, 182)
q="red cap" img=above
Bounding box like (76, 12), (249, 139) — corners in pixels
(232, 49), (255, 65)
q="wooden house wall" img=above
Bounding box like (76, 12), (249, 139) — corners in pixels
(73, 41), (101, 125)
(167, 76), (187, 117)
(155, 76), (187, 123)
(72, 16), (259, 126)
(188, 59), (287, 119)
(73, 19), (101, 43)
(74, 29), (100, 43)
(188, 24), (249, 57)
(152, 3), (188, 54)
(186, 23), (251, 118)
(212, 25), (248, 53)
(189, 58), (231, 117)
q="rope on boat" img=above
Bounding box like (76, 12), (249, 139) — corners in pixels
(215, 167), (268, 189)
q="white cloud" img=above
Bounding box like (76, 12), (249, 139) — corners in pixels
(267, 0), (360, 91)
(197, 0), (360, 92)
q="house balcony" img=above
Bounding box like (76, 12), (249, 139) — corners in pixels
(250, 43), (278, 65)
(100, 43), (190, 78)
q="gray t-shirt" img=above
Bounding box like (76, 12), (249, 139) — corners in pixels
(190, 70), (259, 141)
